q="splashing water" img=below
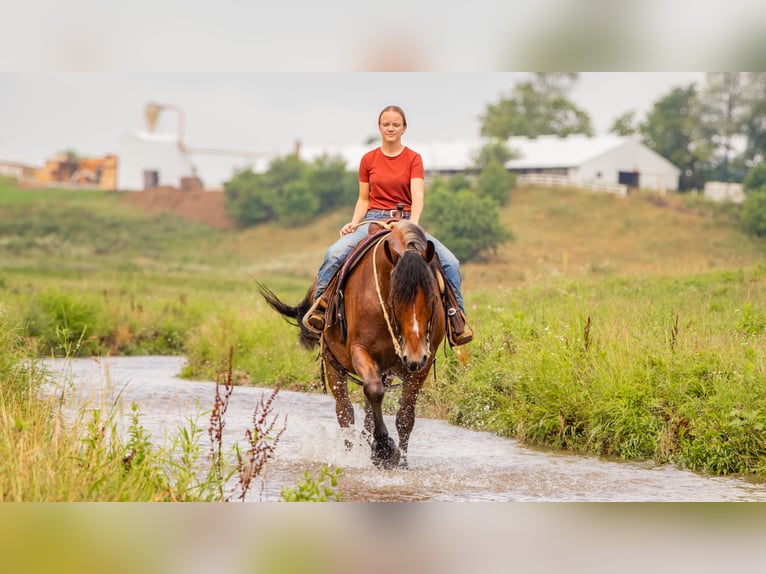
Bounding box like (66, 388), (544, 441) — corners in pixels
(43, 356), (766, 502)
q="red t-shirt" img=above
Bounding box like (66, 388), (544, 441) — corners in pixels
(358, 147), (424, 211)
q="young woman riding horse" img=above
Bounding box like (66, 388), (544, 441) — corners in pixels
(303, 105), (472, 347)
(258, 219), (446, 468)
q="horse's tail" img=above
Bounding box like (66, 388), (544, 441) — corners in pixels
(256, 282), (320, 349)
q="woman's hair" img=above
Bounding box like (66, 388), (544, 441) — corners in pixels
(378, 105), (407, 127)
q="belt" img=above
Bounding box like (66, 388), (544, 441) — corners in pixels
(367, 208), (411, 219)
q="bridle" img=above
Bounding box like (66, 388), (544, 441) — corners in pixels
(372, 238), (437, 364)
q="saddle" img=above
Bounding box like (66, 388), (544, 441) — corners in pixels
(324, 226), (393, 343)
(322, 219), (464, 345)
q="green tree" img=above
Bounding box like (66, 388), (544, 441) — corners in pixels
(741, 164), (766, 237)
(223, 168), (275, 227)
(476, 159), (515, 206)
(305, 154), (358, 213)
(473, 139), (517, 170)
(224, 153), (356, 228)
(742, 73), (766, 166)
(742, 190), (766, 237)
(423, 185), (512, 262)
(480, 73), (593, 139)
(699, 73), (751, 182)
(743, 163), (766, 193)
(274, 179), (318, 225)
(609, 111), (639, 136)
(639, 84), (712, 191)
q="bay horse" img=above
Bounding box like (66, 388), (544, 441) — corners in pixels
(257, 220), (446, 469)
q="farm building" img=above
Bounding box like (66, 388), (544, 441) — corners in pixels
(504, 135), (680, 193)
(117, 131), (271, 192)
(297, 135), (681, 194)
(118, 132), (197, 191)
(0, 159), (39, 181)
(115, 127), (681, 195)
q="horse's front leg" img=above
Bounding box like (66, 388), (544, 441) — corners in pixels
(351, 347), (400, 469)
(395, 370), (428, 469)
(324, 361), (355, 450)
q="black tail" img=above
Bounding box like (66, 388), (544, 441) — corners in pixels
(255, 281), (319, 349)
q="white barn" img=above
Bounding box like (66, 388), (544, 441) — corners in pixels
(298, 135), (681, 194)
(118, 132), (196, 191)
(117, 132), (269, 191)
(504, 135), (681, 193)
(116, 133), (680, 194)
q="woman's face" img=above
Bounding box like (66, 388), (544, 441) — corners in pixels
(378, 110), (406, 144)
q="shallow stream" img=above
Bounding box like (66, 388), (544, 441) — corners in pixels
(44, 355), (766, 502)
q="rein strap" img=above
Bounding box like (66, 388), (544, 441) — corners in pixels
(372, 238), (403, 360)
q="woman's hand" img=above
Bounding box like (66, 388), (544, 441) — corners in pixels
(340, 222), (357, 236)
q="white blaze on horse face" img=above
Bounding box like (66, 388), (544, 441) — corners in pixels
(411, 307), (421, 339)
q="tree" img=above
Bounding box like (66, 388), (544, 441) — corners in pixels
(743, 163), (766, 193)
(609, 111), (638, 136)
(424, 186), (512, 262)
(472, 139), (517, 170)
(274, 179), (319, 226)
(742, 191), (766, 237)
(639, 84), (713, 191)
(480, 73), (593, 139)
(741, 164), (766, 237)
(223, 153), (357, 228)
(698, 73), (751, 182)
(476, 160), (515, 206)
(305, 154), (357, 212)
(223, 168), (275, 227)
(742, 73), (766, 166)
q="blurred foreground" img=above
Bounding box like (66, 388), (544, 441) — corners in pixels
(2, 504), (765, 574)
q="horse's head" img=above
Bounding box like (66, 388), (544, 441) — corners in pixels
(383, 222), (444, 371)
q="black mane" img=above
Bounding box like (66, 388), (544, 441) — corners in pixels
(389, 223), (433, 306)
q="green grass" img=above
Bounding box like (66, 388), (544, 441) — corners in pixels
(3, 178), (766, 479)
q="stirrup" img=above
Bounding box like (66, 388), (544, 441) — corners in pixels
(447, 308), (473, 346)
(302, 297), (327, 334)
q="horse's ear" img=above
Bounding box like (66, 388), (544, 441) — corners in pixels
(423, 240), (436, 263)
(384, 238), (400, 265)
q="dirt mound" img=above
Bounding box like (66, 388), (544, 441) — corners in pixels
(120, 187), (234, 229)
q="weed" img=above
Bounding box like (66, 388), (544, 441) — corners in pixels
(280, 467), (343, 502)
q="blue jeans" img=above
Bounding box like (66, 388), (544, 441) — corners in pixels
(314, 212), (465, 313)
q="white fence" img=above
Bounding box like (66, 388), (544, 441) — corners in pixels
(517, 173), (628, 197)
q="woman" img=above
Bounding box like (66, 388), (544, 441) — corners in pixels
(303, 105), (472, 346)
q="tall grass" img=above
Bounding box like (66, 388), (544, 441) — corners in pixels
(441, 266), (766, 475)
(4, 179), (766, 478)
(0, 308), (287, 501)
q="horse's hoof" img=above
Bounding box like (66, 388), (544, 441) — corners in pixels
(371, 437), (400, 469)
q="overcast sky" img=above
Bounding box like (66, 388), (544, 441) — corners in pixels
(0, 73), (708, 166)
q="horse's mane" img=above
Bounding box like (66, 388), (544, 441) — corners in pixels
(396, 220), (427, 252)
(389, 222), (433, 306)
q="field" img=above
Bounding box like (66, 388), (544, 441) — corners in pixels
(2, 176), (766, 486)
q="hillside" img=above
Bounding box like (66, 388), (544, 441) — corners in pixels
(120, 187), (234, 229)
(120, 184), (764, 291)
(462, 186), (765, 289)
(4, 181), (758, 291)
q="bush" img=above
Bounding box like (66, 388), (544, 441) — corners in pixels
(224, 154), (356, 228)
(24, 291), (113, 356)
(742, 189), (766, 237)
(224, 168), (276, 227)
(476, 159), (516, 206)
(423, 187), (513, 262)
(743, 163), (766, 193)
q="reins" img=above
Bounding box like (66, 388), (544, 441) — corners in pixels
(372, 238), (404, 360)
(319, 220), (442, 390)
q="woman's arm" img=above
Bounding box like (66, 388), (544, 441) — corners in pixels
(340, 181), (370, 235)
(409, 177), (424, 225)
